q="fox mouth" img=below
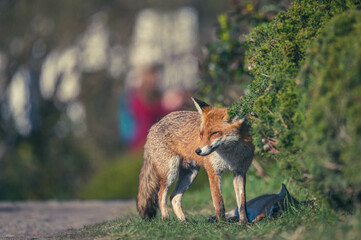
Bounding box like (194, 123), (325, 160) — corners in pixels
(196, 145), (218, 156)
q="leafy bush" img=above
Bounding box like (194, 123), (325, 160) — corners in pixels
(81, 153), (209, 199)
(0, 104), (93, 200)
(199, 0), (290, 106)
(228, 0), (361, 176)
(81, 154), (142, 199)
(298, 10), (361, 209)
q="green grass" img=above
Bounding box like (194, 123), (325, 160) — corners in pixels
(57, 208), (361, 240)
(58, 165), (361, 239)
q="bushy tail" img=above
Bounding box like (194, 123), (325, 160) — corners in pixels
(136, 152), (159, 219)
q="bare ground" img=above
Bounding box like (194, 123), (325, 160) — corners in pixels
(0, 200), (135, 240)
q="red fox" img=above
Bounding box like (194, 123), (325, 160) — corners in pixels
(136, 98), (254, 223)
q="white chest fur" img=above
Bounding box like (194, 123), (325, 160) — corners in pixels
(210, 142), (253, 175)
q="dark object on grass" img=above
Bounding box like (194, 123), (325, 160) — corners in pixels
(210, 184), (308, 222)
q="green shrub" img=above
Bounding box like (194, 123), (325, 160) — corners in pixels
(298, 10), (361, 209)
(199, 0), (290, 106)
(81, 154), (143, 199)
(228, 0), (361, 177)
(81, 153), (209, 199)
(0, 135), (93, 200)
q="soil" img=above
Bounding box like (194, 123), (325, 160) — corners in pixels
(0, 199), (135, 240)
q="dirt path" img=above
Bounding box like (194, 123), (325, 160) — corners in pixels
(0, 200), (135, 239)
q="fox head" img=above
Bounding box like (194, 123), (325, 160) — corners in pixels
(192, 97), (246, 156)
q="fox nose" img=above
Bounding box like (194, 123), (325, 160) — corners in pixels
(195, 148), (201, 155)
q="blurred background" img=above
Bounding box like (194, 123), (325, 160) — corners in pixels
(0, 0), (289, 200)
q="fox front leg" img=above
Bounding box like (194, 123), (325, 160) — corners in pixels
(233, 172), (249, 224)
(206, 168), (225, 221)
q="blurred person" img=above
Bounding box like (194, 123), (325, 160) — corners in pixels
(118, 64), (184, 151)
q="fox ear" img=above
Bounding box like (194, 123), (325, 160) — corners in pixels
(230, 115), (246, 126)
(192, 97), (210, 115)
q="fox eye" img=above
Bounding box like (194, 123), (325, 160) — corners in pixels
(211, 131), (221, 136)
(200, 131), (203, 137)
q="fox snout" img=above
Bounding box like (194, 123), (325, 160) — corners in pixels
(195, 147), (209, 156)
(195, 148), (202, 155)
(195, 145), (216, 156)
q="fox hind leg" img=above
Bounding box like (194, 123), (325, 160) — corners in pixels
(158, 156), (181, 219)
(170, 166), (199, 221)
(158, 181), (170, 219)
